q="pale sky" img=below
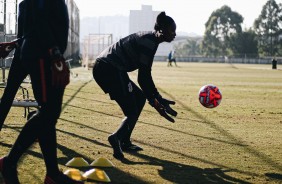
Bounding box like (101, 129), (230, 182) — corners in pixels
(73, 0), (270, 35)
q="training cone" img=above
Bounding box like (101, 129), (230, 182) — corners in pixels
(65, 157), (90, 167)
(90, 157), (115, 167)
(64, 168), (87, 181)
(83, 168), (111, 182)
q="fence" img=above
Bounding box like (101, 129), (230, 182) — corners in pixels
(81, 34), (113, 68)
(154, 55), (282, 64)
(64, 0), (80, 65)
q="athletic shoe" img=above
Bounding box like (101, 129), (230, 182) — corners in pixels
(121, 142), (143, 152)
(0, 157), (20, 184)
(44, 172), (84, 184)
(108, 134), (124, 160)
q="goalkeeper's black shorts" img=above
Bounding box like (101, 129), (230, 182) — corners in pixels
(93, 59), (133, 100)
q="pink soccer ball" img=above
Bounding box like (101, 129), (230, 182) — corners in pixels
(199, 84), (222, 108)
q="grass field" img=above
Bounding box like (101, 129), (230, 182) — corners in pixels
(0, 62), (282, 184)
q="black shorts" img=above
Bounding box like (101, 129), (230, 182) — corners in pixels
(93, 59), (133, 100)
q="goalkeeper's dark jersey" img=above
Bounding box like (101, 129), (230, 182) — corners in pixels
(97, 31), (160, 99)
(97, 31), (159, 72)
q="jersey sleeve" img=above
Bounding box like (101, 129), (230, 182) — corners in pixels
(137, 64), (158, 101)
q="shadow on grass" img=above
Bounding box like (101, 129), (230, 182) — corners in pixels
(159, 88), (282, 172)
(58, 101), (282, 179)
(265, 173), (282, 181)
(0, 139), (149, 183)
(61, 80), (92, 109)
(64, 93), (115, 106)
(2, 78), (280, 183)
(57, 103), (262, 179)
(125, 152), (250, 184)
(56, 117), (262, 179)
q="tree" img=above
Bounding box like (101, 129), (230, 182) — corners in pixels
(174, 37), (201, 57)
(254, 0), (282, 56)
(185, 38), (201, 55)
(201, 5), (243, 57)
(229, 29), (259, 58)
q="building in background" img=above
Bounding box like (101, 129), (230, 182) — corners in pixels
(129, 5), (159, 34)
(80, 4), (190, 64)
(129, 5), (180, 58)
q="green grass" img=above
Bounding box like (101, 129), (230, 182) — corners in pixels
(0, 62), (282, 184)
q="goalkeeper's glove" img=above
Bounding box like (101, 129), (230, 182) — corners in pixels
(149, 93), (177, 123)
(0, 38), (21, 59)
(49, 47), (70, 89)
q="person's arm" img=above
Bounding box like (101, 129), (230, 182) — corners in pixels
(138, 64), (177, 122)
(137, 65), (158, 100)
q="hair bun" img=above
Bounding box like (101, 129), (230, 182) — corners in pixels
(157, 12), (166, 23)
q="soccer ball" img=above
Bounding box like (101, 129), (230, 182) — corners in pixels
(199, 84), (222, 108)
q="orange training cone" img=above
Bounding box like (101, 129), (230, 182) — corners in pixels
(90, 157), (115, 167)
(64, 168), (87, 181)
(65, 157), (90, 167)
(83, 168), (111, 182)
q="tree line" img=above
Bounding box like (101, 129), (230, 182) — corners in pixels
(175, 0), (282, 58)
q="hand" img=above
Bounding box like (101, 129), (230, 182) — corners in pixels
(156, 96), (178, 117)
(150, 98), (175, 123)
(49, 47), (70, 88)
(0, 39), (20, 59)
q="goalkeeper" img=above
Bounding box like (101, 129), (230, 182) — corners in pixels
(93, 11), (178, 160)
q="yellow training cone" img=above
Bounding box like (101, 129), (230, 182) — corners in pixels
(64, 168), (87, 181)
(90, 157), (115, 167)
(65, 157), (90, 167)
(83, 168), (111, 182)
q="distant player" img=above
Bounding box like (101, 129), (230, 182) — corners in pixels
(93, 12), (178, 160)
(167, 50), (177, 66)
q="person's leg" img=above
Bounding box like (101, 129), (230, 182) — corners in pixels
(29, 58), (83, 184)
(113, 82), (146, 153)
(93, 60), (125, 159)
(0, 156), (20, 184)
(0, 56), (28, 130)
(0, 54), (29, 184)
(119, 83), (146, 146)
(0, 57), (82, 184)
(108, 92), (139, 160)
(114, 96), (138, 142)
(173, 59), (177, 66)
(0, 58), (57, 183)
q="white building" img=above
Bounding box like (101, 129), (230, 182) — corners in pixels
(129, 5), (159, 34)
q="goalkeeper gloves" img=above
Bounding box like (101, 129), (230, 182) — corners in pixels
(149, 93), (177, 123)
(49, 47), (70, 89)
(0, 38), (21, 59)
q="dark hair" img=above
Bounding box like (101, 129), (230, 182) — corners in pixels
(154, 12), (175, 31)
